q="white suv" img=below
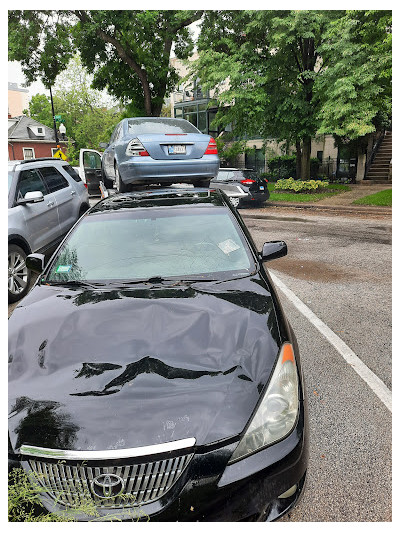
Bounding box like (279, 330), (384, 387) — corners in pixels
(8, 158), (89, 302)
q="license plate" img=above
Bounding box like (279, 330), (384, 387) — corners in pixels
(259, 185), (264, 190)
(168, 145), (186, 155)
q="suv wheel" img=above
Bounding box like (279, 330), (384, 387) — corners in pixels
(8, 244), (31, 303)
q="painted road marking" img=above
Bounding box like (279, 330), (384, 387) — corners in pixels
(270, 271), (392, 412)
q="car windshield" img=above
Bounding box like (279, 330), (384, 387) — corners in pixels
(127, 118), (200, 135)
(46, 207), (255, 283)
(215, 170), (258, 182)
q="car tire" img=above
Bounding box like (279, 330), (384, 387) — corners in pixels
(229, 197), (241, 209)
(79, 204), (89, 218)
(115, 165), (129, 193)
(101, 167), (114, 189)
(8, 244), (31, 303)
(193, 179), (210, 188)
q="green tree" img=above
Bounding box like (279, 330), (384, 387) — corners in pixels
(316, 10), (392, 138)
(194, 10), (391, 179)
(23, 94), (53, 128)
(8, 10), (203, 116)
(24, 56), (121, 160)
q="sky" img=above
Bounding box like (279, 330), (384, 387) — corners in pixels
(8, 61), (46, 97)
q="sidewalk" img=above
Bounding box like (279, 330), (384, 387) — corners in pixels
(246, 183), (392, 217)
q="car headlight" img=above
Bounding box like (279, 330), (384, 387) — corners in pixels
(229, 343), (299, 463)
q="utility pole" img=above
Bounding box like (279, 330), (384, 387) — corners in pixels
(49, 85), (59, 145)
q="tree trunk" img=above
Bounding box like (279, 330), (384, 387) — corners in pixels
(295, 141), (302, 179)
(300, 137), (311, 179)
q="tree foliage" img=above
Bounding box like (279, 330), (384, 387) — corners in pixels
(25, 56), (122, 162)
(8, 10), (203, 116)
(194, 10), (392, 178)
(316, 10), (392, 138)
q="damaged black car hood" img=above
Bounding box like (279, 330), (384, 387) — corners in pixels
(8, 276), (281, 453)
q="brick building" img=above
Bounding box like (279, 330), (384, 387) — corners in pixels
(8, 115), (67, 161)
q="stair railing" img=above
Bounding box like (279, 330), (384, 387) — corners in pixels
(364, 129), (386, 179)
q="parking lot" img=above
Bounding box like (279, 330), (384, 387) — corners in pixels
(244, 208), (392, 521)
(8, 197), (392, 522)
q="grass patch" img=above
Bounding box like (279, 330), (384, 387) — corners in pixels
(267, 183), (351, 203)
(352, 189), (392, 206)
(9, 467), (149, 522)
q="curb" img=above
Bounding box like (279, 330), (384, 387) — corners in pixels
(241, 202), (392, 217)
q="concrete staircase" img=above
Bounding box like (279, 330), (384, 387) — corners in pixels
(365, 131), (392, 181)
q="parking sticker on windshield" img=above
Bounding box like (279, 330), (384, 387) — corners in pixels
(56, 265), (72, 273)
(218, 239), (241, 254)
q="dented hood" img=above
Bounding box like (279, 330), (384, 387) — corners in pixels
(8, 276), (280, 453)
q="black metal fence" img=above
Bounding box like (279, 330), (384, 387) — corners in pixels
(220, 156), (356, 183)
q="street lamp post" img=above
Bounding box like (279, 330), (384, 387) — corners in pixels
(49, 86), (59, 145)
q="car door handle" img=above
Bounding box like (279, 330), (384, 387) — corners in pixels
(47, 201), (55, 207)
(71, 190), (76, 196)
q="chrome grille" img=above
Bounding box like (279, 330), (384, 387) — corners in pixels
(27, 454), (193, 509)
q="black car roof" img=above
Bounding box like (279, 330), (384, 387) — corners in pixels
(90, 188), (227, 214)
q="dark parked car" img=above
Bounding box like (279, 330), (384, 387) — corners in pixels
(8, 158), (89, 302)
(211, 168), (270, 208)
(8, 188), (308, 522)
(100, 117), (220, 192)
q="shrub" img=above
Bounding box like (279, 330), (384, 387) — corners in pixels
(274, 177), (329, 193)
(267, 155), (296, 179)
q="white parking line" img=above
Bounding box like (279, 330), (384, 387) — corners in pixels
(269, 271), (392, 413)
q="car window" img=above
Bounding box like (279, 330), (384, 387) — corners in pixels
(242, 170), (258, 180)
(83, 152), (102, 170)
(110, 123), (122, 143)
(63, 165), (83, 182)
(16, 169), (48, 200)
(127, 118), (200, 135)
(215, 171), (235, 181)
(39, 166), (69, 193)
(46, 207), (255, 282)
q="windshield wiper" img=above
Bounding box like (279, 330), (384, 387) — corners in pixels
(42, 280), (106, 289)
(110, 276), (218, 287)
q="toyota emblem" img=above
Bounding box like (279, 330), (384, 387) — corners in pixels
(92, 473), (125, 499)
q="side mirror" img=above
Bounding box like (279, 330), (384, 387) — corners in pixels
(17, 191), (44, 205)
(261, 241), (287, 262)
(26, 253), (46, 273)
(99, 142), (109, 150)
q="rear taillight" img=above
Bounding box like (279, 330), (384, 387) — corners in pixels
(204, 137), (218, 155)
(126, 138), (149, 157)
(240, 179), (256, 185)
(84, 183), (88, 189)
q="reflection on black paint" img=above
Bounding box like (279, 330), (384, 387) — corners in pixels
(9, 396), (79, 450)
(74, 362), (122, 379)
(71, 356), (240, 397)
(38, 339), (48, 369)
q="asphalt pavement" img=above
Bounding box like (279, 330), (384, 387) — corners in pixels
(245, 210), (391, 522)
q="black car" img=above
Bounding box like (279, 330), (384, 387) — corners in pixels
(211, 168), (270, 208)
(8, 188), (308, 522)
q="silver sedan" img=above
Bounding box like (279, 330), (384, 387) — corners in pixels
(100, 117), (220, 192)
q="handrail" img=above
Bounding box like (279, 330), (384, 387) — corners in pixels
(364, 129), (386, 178)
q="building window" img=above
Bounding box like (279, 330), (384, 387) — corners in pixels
(23, 147), (35, 160)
